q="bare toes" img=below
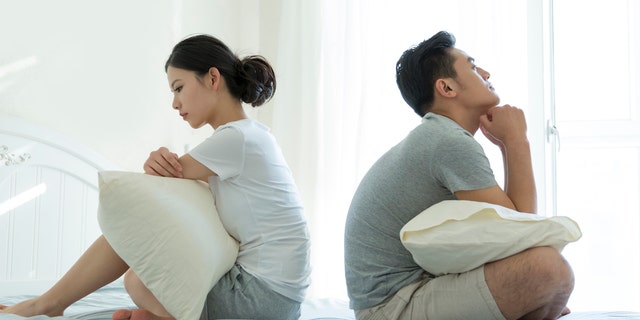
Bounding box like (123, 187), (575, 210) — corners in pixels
(112, 309), (172, 320)
(112, 309), (133, 320)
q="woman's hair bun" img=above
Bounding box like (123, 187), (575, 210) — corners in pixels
(236, 55), (276, 107)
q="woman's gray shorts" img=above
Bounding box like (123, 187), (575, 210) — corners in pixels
(200, 264), (301, 320)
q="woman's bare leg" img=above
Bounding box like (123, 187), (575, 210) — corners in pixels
(121, 269), (173, 318)
(0, 235), (129, 317)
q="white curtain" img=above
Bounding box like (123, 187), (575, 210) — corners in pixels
(257, 0), (640, 312)
(262, 0), (534, 299)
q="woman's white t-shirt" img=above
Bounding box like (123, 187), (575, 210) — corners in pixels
(189, 119), (311, 302)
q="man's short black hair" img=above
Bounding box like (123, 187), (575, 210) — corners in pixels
(396, 31), (458, 116)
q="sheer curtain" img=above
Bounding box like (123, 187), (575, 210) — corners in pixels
(260, 0), (536, 300)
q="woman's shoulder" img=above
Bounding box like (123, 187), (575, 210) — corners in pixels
(219, 118), (268, 132)
(213, 119), (275, 148)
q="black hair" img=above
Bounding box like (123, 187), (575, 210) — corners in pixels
(396, 31), (457, 117)
(165, 34), (276, 107)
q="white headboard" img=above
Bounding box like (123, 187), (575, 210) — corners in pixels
(0, 115), (119, 296)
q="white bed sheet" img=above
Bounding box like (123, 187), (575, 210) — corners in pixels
(0, 283), (356, 320)
(3, 284), (640, 320)
(0, 284), (134, 320)
(562, 312), (640, 320)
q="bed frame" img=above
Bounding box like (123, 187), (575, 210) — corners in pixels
(0, 115), (119, 296)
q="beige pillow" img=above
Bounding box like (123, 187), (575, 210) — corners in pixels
(400, 200), (581, 276)
(97, 171), (239, 320)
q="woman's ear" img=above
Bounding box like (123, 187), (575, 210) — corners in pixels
(207, 67), (221, 90)
(434, 78), (456, 98)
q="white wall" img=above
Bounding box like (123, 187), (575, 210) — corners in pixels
(0, 0), (262, 171)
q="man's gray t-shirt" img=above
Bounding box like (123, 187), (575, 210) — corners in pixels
(344, 112), (498, 310)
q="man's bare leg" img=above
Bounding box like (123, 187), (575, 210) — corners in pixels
(485, 246), (574, 320)
(0, 235), (129, 317)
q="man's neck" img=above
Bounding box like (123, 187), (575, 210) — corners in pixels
(430, 105), (482, 135)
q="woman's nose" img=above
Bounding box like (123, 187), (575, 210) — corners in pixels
(172, 97), (180, 110)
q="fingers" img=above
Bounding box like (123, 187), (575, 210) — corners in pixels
(481, 104), (528, 145)
(479, 113), (491, 129)
(494, 104), (525, 121)
(143, 147), (183, 178)
(479, 120), (503, 147)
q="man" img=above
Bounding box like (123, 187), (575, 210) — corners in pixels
(344, 31), (574, 320)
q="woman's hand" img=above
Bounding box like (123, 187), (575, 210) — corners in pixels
(143, 147), (184, 178)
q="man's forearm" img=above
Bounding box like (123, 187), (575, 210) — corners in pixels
(502, 139), (537, 214)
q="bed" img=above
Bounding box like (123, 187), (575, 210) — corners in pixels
(1, 115), (639, 320)
(0, 115), (353, 320)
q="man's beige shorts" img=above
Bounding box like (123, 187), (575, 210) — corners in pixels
(355, 266), (506, 320)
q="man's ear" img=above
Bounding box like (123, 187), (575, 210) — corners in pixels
(434, 78), (456, 98)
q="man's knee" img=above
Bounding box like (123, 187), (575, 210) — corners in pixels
(502, 246), (574, 291)
(525, 247), (574, 289)
(485, 246), (574, 319)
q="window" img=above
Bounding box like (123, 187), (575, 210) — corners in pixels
(550, 0), (640, 311)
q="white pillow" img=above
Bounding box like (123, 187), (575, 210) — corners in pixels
(400, 200), (581, 276)
(97, 171), (239, 320)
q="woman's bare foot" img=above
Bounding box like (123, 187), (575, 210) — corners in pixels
(0, 298), (64, 317)
(112, 309), (174, 320)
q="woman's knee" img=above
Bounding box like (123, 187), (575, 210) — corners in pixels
(123, 269), (141, 293)
(123, 268), (152, 301)
(122, 269), (171, 317)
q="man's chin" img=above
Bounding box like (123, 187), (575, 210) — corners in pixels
(492, 94), (500, 105)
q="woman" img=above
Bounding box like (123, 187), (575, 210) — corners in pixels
(0, 34), (311, 320)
